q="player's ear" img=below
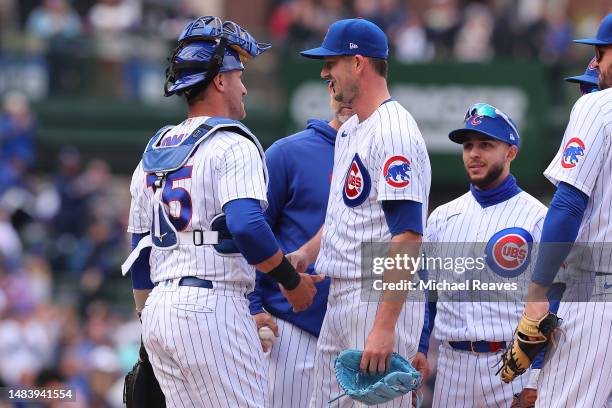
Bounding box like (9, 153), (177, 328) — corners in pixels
(506, 145), (518, 162)
(354, 55), (365, 74)
(211, 73), (224, 93)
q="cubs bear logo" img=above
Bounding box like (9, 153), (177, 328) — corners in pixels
(485, 227), (533, 278)
(561, 138), (585, 168)
(343, 153), (371, 207)
(383, 155), (411, 189)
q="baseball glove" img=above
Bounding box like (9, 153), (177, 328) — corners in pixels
(497, 312), (561, 383)
(511, 388), (537, 408)
(330, 349), (423, 407)
(123, 342), (166, 408)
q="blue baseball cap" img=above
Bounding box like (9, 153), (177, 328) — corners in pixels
(574, 13), (612, 45)
(564, 57), (599, 86)
(300, 18), (388, 60)
(449, 103), (520, 147)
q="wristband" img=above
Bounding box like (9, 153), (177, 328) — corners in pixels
(267, 256), (301, 290)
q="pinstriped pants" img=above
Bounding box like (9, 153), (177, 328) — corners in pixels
(309, 279), (424, 408)
(432, 342), (526, 408)
(141, 280), (268, 408)
(266, 317), (317, 408)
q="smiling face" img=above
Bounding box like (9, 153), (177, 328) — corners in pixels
(461, 132), (517, 190)
(328, 81), (353, 124)
(595, 45), (612, 90)
(321, 56), (360, 106)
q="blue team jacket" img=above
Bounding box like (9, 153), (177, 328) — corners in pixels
(247, 119), (335, 337)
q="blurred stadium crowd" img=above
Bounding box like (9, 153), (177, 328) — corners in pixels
(0, 0), (608, 407)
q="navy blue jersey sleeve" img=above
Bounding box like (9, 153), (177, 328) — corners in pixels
(224, 198), (280, 265)
(130, 233), (154, 289)
(381, 200), (423, 236)
(531, 182), (588, 286)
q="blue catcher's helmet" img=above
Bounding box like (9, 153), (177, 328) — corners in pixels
(164, 16), (271, 97)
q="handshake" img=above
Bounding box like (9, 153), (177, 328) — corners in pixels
(279, 250), (325, 312)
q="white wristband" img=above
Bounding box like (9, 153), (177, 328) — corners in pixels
(527, 368), (541, 390)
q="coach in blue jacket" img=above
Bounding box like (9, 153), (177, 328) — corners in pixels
(248, 83), (351, 408)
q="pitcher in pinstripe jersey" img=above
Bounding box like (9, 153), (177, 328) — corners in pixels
(297, 19), (431, 407)
(419, 103), (551, 407)
(506, 14), (612, 408)
(124, 16), (322, 408)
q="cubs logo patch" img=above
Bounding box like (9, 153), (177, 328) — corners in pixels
(471, 115), (484, 126)
(383, 155), (411, 189)
(343, 153), (371, 207)
(485, 227), (533, 278)
(561, 138), (585, 168)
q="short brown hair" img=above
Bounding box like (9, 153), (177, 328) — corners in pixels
(367, 57), (388, 78)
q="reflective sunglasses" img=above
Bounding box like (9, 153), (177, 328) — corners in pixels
(580, 82), (599, 95)
(464, 103), (519, 136)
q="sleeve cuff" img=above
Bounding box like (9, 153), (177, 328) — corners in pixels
(527, 368), (541, 389)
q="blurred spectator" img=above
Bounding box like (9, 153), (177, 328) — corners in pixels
(368, 0), (405, 35)
(394, 15), (434, 63)
(543, 7), (573, 61)
(0, 207), (22, 272)
(52, 146), (87, 240)
(88, 0), (141, 34)
(453, 3), (494, 62)
(25, 0), (82, 41)
(423, 0), (461, 59)
(286, 0), (320, 51)
(0, 92), (36, 192)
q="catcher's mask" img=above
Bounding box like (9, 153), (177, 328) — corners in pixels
(164, 16), (271, 97)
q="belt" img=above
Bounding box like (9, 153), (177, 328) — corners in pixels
(155, 276), (213, 289)
(449, 340), (506, 353)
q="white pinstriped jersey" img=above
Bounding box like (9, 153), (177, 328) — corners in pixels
(127, 116), (268, 284)
(544, 88), (612, 273)
(315, 100), (431, 279)
(425, 190), (547, 342)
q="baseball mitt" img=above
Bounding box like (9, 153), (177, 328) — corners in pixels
(123, 342), (166, 408)
(498, 312), (561, 383)
(511, 388), (537, 408)
(330, 349), (423, 406)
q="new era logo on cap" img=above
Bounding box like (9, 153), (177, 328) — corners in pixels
(300, 19), (389, 60)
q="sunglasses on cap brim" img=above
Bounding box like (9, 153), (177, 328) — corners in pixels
(464, 103), (519, 136)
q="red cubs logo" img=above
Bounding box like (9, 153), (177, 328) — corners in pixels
(485, 228), (533, 278)
(471, 115), (484, 126)
(561, 138), (585, 169)
(493, 235), (528, 269)
(345, 162), (363, 198)
(383, 155), (411, 189)
(343, 153), (371, 207)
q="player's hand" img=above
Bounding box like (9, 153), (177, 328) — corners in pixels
(253, 312), (279, 352)
(511, 388), (537, 408)
(280, 273), (325, 312)
(411, 352), (429, 407)
(412, 351), (430, 382)
(286, 250), (310, 274)
(360, 326), (395, 375)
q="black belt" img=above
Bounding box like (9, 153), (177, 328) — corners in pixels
(156, 277), (213, 289)
(449, 340), (506, 353)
